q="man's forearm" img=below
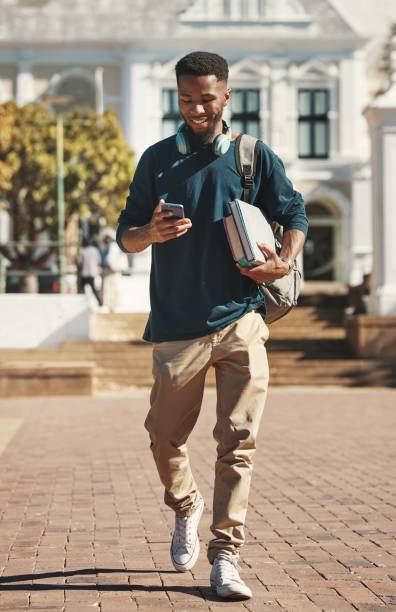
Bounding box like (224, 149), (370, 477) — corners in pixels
(120, 225), (153, 253)
(279, 229), (306, 261)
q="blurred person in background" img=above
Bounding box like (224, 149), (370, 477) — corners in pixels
(101, 230), (129, 312)
(79, 236), (103, 306)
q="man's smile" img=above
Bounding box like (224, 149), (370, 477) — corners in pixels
(189, 116), (210, 128)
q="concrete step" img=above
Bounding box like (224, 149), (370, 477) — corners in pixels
(88, 308), (347, 341)
(0, 344), (360, 364)
(1, 297), (395, 389)
(0, 344), (354, 362)
(96, 371), (396, 390)
(16, 351), (386, 389)
(0, 361), (94, 397)
(63, 336), (349, 350)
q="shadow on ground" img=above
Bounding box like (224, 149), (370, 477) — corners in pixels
(0, 568), (229, 602)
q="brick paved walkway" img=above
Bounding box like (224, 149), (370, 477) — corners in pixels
(0, 388), (395, 611)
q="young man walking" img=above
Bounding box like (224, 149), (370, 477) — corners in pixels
(117, 51), (308, 600)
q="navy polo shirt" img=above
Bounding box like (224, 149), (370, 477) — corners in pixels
(116, 136), (308, 342)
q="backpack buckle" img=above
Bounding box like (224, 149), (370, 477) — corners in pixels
(243, 174), (253, 189)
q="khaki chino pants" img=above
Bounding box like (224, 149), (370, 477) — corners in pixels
(144, 311), (269, 563)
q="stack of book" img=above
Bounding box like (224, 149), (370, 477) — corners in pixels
(223, 199), (275, 268)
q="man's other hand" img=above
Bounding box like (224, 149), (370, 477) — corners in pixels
(237, 243), (289, 283)
(149, 199), (192, 244)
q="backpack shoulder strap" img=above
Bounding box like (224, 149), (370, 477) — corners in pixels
(234, 133), (260, 203)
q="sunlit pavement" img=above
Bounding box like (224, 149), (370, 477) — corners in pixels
(0, 387), (395, 611)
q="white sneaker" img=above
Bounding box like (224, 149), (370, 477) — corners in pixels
(210, 552), (252, 600)
(170, 497), (204, 572)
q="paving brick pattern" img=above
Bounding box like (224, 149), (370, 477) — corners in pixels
(0, 387), (395, 611)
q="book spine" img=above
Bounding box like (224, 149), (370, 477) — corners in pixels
(232, 200), (255, 262)
(223, 218), (239, 261)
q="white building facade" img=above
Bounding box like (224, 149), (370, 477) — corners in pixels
(1, 0), (395, 294)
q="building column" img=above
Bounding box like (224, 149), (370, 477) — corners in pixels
(121, 56), (133, 146)
(229, 0), (240, 19)
(120, 54), (152, 312)
(150, 62), (165, 146)
(270, 60), (290, 158)
(363, 36), (396, 315)
(339, 56), (356, 157)
(354, 50), (370, 159)
(95, 66), (104, 114)
(328, 84), (339, 159)
(340, 51), (369, 159)
(259, 69), (270, 143)
(16, 61), (35, 106)
(121, 56), (151, 158)
(349, 168), (372, 286)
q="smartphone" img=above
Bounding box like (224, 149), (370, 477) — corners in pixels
(162, 203), (185, 219)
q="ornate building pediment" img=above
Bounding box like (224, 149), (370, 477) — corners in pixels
(230, 58), (270, 80)
(179, 0), (312, 25)
(177, 0), (362, 41)
(0, 0), (363, 42)
(289, 59), (339, 81)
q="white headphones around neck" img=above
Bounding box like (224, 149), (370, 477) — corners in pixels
(175, 120), (231, 156)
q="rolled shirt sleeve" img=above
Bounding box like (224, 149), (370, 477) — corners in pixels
(258, 149), (308, 236)
(116, 146), (157, 252)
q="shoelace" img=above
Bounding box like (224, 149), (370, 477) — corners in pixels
(215, 554), (241, 583)
(174, 515), (194, 552)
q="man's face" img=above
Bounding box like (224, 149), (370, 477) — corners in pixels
(177, 74), (231, 145)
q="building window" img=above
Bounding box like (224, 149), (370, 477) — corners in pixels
(162, 89), (180, 138)
(231, 89), (260, 138)
(298, 89), (329, 159)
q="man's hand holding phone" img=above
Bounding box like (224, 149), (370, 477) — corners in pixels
(149, 199), (192, 243)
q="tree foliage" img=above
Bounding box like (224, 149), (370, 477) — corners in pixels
(0, 101), (134, 268)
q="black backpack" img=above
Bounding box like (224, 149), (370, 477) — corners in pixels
(234, 134), (302, 324)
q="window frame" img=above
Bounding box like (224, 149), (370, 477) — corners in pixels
(298, 88), (330, 160)
(231, 88), (261, 138)
(161, 88), (181, 138)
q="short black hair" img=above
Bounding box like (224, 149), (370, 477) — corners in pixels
(175, 51), (229, 83)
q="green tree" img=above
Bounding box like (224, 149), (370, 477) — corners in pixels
(0, 101), (134, 278)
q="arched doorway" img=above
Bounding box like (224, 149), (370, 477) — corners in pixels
(303, 201), (340, 281)
(53, 75), (96, 114)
